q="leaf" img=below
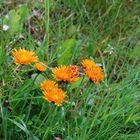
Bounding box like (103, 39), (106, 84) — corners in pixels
(0, 47), (4, 65)
(130, 41), (140, 58)
(17, 4), (29, 23)
(8, 118), (40, 140)
(9, 10), (21, 34)
(8, 118), (29, 134)
(31, 73), (46, 87)
(69, 77), (88, 91)
(0, 18), (2, 24)
(67, 25), (77, 37)
(87, 41), (97, 55)
(64, 0), (84, 10)
(3, 10), (21, 34)
(3, 5), (28, 35)
(13, 79), (34, 98)
(28, 132), (40, 140)
(57, 39), (80, 65)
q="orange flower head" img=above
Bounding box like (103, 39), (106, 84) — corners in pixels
(41, 80), (66, 105)
(85, 66), (104, 84)
(12, 48), (38, 65)
(35, 62), (47, 72)
(41, 80), (58, 92)
(81, 59), (96, 69)
(53, 65), (79, 83)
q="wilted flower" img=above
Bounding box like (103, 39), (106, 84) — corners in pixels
(41, 80), (66, 105)
(12, 48), (38, 65)
(53, 65), (79, 83)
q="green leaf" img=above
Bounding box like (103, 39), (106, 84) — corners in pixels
(3, 10), (21, 34)
(57, 39), (79, 65)
(130, 41), (140, 58)
(3, 5), (28, 35)
(8, 118), (40, 140)
(17, 4), (29, 23)
(64, 0), (84, 10)
(69, 77), (88, 91)
(8, 118), (29, 134)
(28, 133), (40, 140)
(67, 25), (77, 37)
(0, 47), (4, 65)
(31, 73), (46, 87)
(13, 79), (34, 97)
(87, 41), (97, 56)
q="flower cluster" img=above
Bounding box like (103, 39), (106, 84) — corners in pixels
(12, 48), (47, 72)
(12, 48), (104, 106)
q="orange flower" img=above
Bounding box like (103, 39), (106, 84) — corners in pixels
(12, 48), (38, 65)
(53, 65), (79, 83)
(85, 66), (104, 84)
(41, 80), (66, 105)
(41, 80), (58, 92)
(35, 62), (47, 72)
(81, 59), (104, 84)
(81, 59), (96, 69)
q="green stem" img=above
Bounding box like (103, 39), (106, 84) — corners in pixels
(42, 0), (50, 60)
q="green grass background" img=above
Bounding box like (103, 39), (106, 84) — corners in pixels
(0, 0), (140, 139)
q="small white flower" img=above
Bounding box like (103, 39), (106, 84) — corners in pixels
(109, 47), (114, 55)
(33, 9), (40, 17)
(5, 14), (9, 19)
(19, 34), (24, 39)
(104, 44), (115, 55)
(97, 63), (103, 67)
(37, 41), (41, 46)
(3, 25), (9, 31)
(109, 51), (113, 55)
